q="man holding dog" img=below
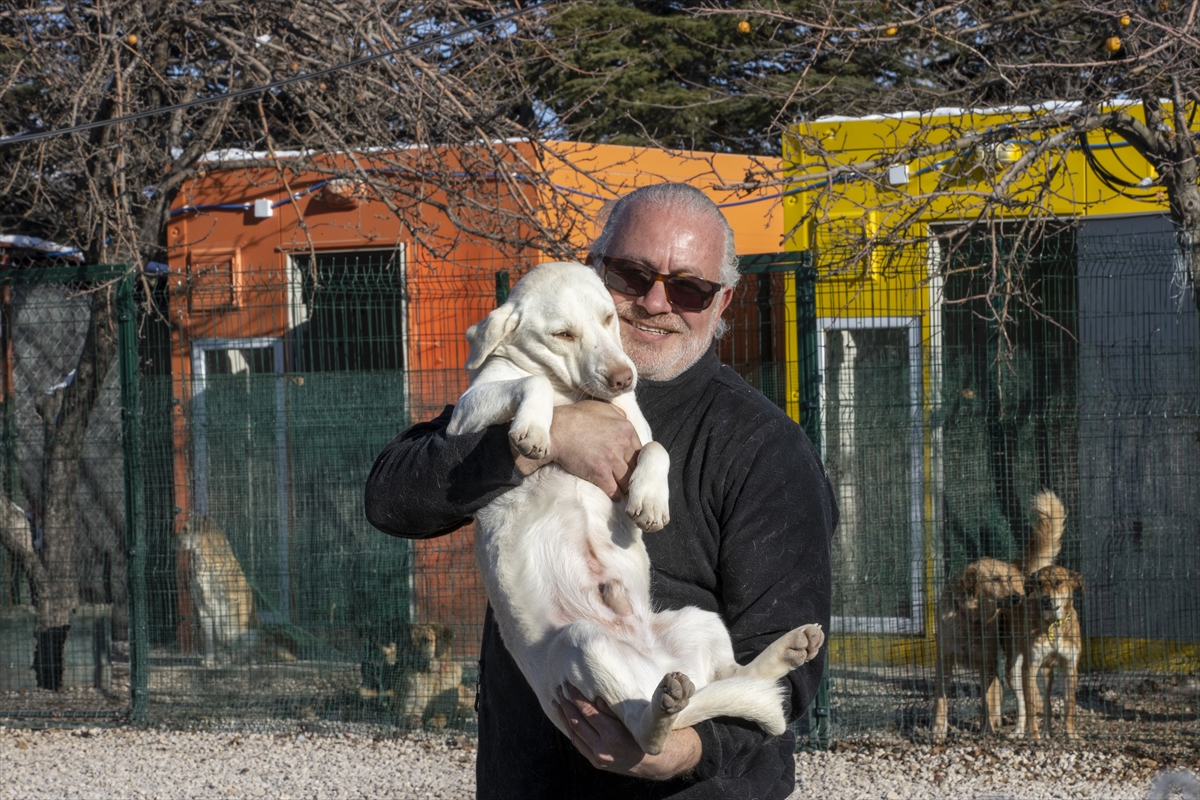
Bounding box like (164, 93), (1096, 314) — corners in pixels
(365, 183), (836, 799)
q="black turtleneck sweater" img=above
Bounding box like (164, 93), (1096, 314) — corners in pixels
(364, 346), (836, 800)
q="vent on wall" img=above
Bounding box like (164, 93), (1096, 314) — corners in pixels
(188, 252), (240, 312)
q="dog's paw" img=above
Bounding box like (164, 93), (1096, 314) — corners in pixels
(654, 671), (694, 717)
(625, 443), (670, 532)
(779, 624), (824, 669)
(626, 497), (670, 533)
(626, 480), (670, 532)
(509, 423), (551, 460)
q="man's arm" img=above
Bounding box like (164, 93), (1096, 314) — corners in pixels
(364, 402), (644, 539)
(364, 405), (525, 539)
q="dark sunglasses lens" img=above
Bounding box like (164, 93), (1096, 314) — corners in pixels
(604, 261), (655, 295)
(665, 279), (716, 311)
(603, 257), (720, 311)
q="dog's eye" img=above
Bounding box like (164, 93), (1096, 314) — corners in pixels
(605, 313), (615, 325)
(553, 331), (575, 341)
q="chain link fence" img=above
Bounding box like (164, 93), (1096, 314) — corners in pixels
(0, 222), (1197, 750)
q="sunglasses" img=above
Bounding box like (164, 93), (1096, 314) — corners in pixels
(593, 255), (724, 312)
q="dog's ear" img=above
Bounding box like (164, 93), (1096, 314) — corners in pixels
(1024, 573), (1039, 596)
(465, 303), (519, 370)
(958, 564), (978, 597)
(1067, 570), (1084, 592)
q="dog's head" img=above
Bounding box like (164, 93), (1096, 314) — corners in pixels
(464, 262), (635, 399)
(952, 557), (1025, 621)
(1024, 565), (1082, 623)
(407, 623), (454, 670)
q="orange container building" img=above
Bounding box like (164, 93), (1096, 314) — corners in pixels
(163, 141), (791, 654)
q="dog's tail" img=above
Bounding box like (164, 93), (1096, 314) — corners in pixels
(1020, 490), (1066, 575)
(670, 677), (788, 736)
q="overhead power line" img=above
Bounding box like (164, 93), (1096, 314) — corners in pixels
(0, 2), (546, 148)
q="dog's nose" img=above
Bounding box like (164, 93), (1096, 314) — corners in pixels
(607, 365), (633, 392)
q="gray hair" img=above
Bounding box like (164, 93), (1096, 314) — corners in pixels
(589, 183), (740, 289)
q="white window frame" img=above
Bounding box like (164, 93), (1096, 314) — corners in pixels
(818, 316), (925, 635)
(190, 337), (290, 622)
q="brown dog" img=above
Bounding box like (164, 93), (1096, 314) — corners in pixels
(397, 623), (473, 729)
(932, 491), (1066, 740)
(359, 622), (473, 727)
(1007, 565), (1083, 740)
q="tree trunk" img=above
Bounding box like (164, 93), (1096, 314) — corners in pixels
(1105, 88), (1200, 314)
(1163, 157), (1200, 314)
(30, 286), (120, 688)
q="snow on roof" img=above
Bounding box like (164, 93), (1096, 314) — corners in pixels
(0, 234), (84, 261)
(809, 99), (1150, 124)
(197, 138), (535, 165)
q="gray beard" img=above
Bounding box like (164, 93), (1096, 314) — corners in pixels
(618, 303), (720, 381)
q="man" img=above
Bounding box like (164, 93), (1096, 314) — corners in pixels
(365, 183), (836, 799)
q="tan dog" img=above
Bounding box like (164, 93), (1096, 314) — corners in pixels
(1008, 565), (1083, 740)
(397, 623), (473, 729)
(932, 491), (1065, 740)
(180, 516), (256, 668)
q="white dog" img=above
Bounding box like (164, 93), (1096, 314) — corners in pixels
(447, 261), (824, 755)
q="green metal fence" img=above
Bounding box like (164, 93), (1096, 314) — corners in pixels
(818, 216), (1199, 747)
(0, 224), (1197, 750)
(0, 263), (138, 722)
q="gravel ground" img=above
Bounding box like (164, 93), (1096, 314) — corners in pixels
(2, 726), (1197, 799)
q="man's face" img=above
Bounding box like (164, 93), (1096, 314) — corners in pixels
(597, 203), (733, 380)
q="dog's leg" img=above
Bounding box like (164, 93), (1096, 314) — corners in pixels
(547, 622), (689, 756)
(982, 658), (1003, 736)
(933, 646), (952, 742)
(200, 612), (217, 669)
(646, 608), (790, 737)
(508, 377), (556, 459)
(624, 441), (670, 532)
(734, 625), (824, 682)
(1062, 656), (1079, 741)
(1043, 664), (1055, 739)
(447, 379), (524, 434)
(447, 376), (555, 458)
(650, 606), (738, 682)
(608, 391), (655, 450)
(609, 393), (670, 532)
(636, 672), (695, 756)
(1025, 660), (1044, 740)
(398, 674), (423, 728)
(1008, 651), (1026, 739)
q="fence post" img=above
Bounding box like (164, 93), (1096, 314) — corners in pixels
(0, 285), (17, 603)
(495, 270), (510, 306)
(792, 258), (833, 750)
(117, 271), (148, 723)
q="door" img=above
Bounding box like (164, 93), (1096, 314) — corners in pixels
(190, 338), (291, 622)
(819, 317), (924, 634)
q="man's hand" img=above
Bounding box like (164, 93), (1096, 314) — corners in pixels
(513, 401), (642, 499)
(552, 684), (701, 781)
